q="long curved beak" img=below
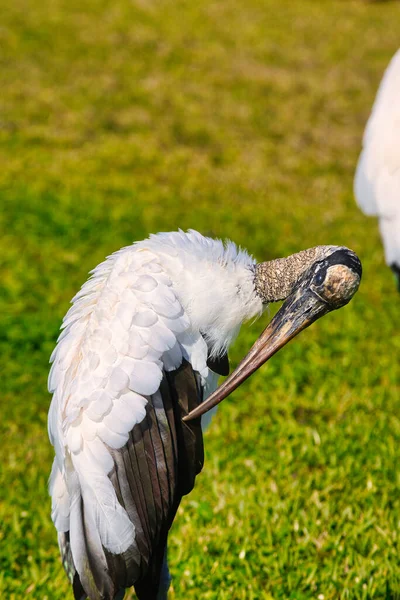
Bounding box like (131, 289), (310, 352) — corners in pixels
(183, 286), (331, 422)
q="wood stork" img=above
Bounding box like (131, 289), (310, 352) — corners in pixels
(355, 49), (400, 289)
(48, 229), (361, 600)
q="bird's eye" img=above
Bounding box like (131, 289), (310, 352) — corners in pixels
(314, 270), (325, 286)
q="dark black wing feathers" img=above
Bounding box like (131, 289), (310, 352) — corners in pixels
(166, 365), (204, 496)
(126, 432), (152, 556)
(139, 413), (165, 534)
(131, 425), (158, 544)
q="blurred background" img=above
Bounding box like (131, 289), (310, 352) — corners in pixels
(1, 0), (399, 598)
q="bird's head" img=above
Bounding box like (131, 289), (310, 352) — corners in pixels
(184, 245), (362, 421)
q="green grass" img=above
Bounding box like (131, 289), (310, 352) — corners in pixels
(1, 0), (400, 598)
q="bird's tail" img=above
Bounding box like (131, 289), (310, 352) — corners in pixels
(57, 468), (132, 600)
(58, 531), (86, 600)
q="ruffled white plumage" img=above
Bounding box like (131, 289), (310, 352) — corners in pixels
(355, 50), (400, 267)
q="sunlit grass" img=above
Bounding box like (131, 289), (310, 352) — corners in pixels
(1, 0), (400, 598)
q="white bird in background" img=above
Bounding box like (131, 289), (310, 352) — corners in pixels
(48, 230), (361, 600)
(355, 49), (400, 290)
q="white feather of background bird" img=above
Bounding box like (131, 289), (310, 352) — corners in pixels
(355, 49), (400, 284)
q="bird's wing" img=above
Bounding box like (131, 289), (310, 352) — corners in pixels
(354, 50), (400, 266)
(48, 246), (211, 599)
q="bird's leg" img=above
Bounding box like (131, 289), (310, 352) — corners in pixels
(156, 549), (171, 600)
(390, 263), (400, 291)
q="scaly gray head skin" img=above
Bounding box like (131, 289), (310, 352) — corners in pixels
(254, 245), (361, 304)
(184, 245), (362, 421)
